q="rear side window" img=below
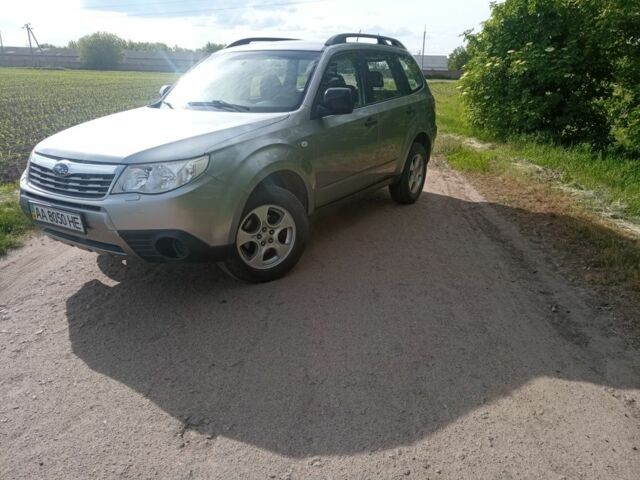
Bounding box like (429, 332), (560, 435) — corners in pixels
(363, 55), (401, 103)
(398, 55), (425, 92)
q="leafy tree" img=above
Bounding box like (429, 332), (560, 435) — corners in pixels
(171, 44), (192, 53)
(459, 0), (640, 155)
(199, 42), (225, 53)
(125, 40), (171, 52)
(447, 46), (470, 71)
(77, 32), (125, 70)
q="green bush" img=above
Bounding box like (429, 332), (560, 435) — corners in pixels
(601, 0), (640, 156)
(78, 32), (125, 70)
(447, 46), (470, 71)
(460, 0), (640, 156)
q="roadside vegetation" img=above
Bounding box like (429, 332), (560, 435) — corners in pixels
(433, 1), (639, 296)
(431, 80), (640, 292)
(459, 0), (639, 157)
(0, 183), (29, 254)
(432, 82), (640, 218)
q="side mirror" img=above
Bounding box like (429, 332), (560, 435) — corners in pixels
(322, 87), (354, 116)
(159, 84), (172, 97)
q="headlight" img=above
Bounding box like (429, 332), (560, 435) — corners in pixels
(112, 155), (209, 194)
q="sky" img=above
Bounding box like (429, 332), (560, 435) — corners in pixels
(0, 0), (493, 55)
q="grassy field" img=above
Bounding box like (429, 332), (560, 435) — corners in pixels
(0, 68), (177, 182)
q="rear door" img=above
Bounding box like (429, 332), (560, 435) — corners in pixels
(361, 52), (415, 179)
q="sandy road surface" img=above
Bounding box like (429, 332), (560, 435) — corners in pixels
(1, 160), (639, 479)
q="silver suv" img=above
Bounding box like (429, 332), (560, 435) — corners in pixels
(20, 33), (437, 282)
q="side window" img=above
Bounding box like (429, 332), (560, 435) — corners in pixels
(364, 55), (401, 103)
(398, 55), (425, 92)
(317, 53), (363, 108)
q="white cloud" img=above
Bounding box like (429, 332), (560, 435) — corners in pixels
(0, 0), (492, 54)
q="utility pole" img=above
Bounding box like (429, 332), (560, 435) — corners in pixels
(23, 24), (33, 54)
(22, 23), (42, 54)
(421, 25), (426, 70)
(0, 30), (4, 53)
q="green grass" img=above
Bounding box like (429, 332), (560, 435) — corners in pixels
(429, 80), (640, 218)
(0, 183), (30, 254)
(436, 136), (494, 173)
(429, 80), (477, 138)
(0, 67), (177, 255)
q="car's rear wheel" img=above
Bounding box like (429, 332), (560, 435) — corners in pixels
(222, 186), (308, 282)
(389, 142), (428, 204)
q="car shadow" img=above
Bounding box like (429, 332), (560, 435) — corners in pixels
(66, 189), (639, 457)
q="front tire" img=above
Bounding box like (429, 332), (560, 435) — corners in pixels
(222, 186), (309, 282)
(389, 142), (428, 204)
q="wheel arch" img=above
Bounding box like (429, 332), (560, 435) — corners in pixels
(254, 170), (310, 213)
(413, 132), (432, 160)
(225, 162), (314, 245)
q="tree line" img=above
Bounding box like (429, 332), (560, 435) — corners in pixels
(61, 32), (225, 70)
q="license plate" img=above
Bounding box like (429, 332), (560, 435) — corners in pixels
(29, 202), (85, 233)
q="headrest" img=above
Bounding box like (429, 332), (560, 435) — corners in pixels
(325, 74), (347, 89)
(368, 71), (384, 88)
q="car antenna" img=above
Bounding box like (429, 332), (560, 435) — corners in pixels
(356, 29), (361, 42)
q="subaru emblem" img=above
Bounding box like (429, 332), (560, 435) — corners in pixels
(52, 162), (70, 177)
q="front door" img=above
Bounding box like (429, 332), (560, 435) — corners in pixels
(308, 52), (381, 206)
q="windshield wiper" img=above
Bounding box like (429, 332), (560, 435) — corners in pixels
(187, 100), (250, 112)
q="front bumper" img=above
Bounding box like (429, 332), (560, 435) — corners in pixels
(19, 175), (235, 262)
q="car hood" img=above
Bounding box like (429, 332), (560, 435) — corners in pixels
(35, 107), (289, 164)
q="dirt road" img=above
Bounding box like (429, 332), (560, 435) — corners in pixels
(1, 160), (639, 479)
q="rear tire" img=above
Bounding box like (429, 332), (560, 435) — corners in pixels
(389, 142), (428, 204)
(222, 186), (308, 283)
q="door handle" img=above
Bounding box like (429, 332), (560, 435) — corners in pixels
(364, 117), (378, 127)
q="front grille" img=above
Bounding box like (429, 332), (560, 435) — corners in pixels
(28, 158), (117, 199)
(22, 190), (102, 211)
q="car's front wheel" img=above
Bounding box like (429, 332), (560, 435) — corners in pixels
(389, 142), (428, 204)
(222, 186), (308, 282)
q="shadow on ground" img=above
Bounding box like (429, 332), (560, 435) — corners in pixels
(65, 190), (639, 457)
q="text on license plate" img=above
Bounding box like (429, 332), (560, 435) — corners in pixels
(29, 203), (85, 233)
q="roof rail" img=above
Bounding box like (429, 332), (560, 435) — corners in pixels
(226, 37), (299, 48)
(325, 33), (406, 50)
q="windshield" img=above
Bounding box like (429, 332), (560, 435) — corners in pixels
(164, 50), (320, 113)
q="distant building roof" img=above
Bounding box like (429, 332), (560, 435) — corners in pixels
(412, 54), (448, 71)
